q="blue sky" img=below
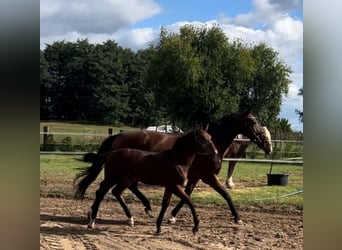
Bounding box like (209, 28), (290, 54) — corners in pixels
(40, 0), (303, 131)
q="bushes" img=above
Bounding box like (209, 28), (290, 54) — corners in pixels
(41, 134), (56, 151)
(40, 135), (100, 152)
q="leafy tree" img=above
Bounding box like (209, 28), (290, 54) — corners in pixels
(295, 87), (303, 123)
(124, 48), (159, 127)
(93, 40), (130, 125)
(148, 26), (237, 129)
(40, 26), (292, 131)
(40, 50), (54, 119)
(147, 25), (291, 129)
(238, 43), (291, 127)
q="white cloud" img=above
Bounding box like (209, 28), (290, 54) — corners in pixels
(40, 0), (161, 36)
(114, 28), (158, 51)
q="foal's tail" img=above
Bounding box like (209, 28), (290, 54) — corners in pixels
(73, 134), (118, 199)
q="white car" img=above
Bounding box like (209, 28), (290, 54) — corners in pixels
(145, 125), (183, 133)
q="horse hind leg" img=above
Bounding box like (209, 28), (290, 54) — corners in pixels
(128, 181), (153, 218)
(172, 185), (199, 234)
(112, 182), (134, 227)
(203, 175), (242, 224)
(88, 179), (114, 228)
(168, 178), (198, 224)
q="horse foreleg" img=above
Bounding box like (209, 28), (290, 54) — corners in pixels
(172, 185), (199, 234)
(88, 179), (114, 228)
(128, 181), (153, 217)
(156, 189), (172, 235)
(226, 161), (237, 189)
(168, 178), (199, 224)
(112, 182), (134, 227)
(202, 175), (242, 224)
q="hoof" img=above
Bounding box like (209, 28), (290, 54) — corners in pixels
(155, 230), (161, 236)
(235, 219), (243, 225)
(192, 227), (198, 235)
(145, 208), (153, 218)
(226, 182), (235, 189)
(88, 219), (95, 228)
(87, 210), (92, 220)
(74, 190), (84, 199)
(168, 216), (176, 224)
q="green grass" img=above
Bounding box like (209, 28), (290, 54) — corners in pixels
(40, 154), (303, 210)
(40, 121), (139, 143)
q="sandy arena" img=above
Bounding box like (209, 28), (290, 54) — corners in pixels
(40, 195), (303, 249)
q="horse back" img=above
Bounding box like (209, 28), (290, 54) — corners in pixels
(105, 148), (186, 186)
(111, 130), (179, 152)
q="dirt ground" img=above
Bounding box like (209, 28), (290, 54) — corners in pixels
(40, 195), (303, 250)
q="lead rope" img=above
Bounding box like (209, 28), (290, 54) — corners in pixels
(255, 189), (303, 201)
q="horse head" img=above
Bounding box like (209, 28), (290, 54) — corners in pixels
(259, 126), (272, 154)
(237, 110), (272, 154)
(193, 129), (218, 157)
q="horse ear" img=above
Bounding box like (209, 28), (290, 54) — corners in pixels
(204, 123), (209, 131)
(244, 106), (253, 115)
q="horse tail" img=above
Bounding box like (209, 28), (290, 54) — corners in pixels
(73, 134), (118, 199)
(82, 152), (102, 163)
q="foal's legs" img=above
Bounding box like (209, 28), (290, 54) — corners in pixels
(202, 174), (241, 224)
(171, 185), (199, 234)
(88, 178), (115, 228)
(168, 178), (199, 223)
(128, 181), (153, 217)
(111, 181), (135, 226)
(157, 185), (199, 235)
(156, 189), (172, 235)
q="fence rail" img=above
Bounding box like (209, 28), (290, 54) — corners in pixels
(222, 158), (303, 165)
(40, 126), (303, 163)
(39, 151), (303, 165)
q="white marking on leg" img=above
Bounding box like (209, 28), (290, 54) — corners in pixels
(236, 219), (243, 225)
(168, 216), (176, 224)
(87, 209), (95, 228)
(88, 219), (95, 228)
(227, 177), (235, 189)
(128, 216), (134, 227)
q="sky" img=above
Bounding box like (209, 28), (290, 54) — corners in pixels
(40, 0), (303, 131)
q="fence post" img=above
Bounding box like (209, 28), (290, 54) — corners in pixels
(43, 126), (49, 144)
(108, 128), (113, 135)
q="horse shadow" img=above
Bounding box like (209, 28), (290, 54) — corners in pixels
(40, 213), (141, 236)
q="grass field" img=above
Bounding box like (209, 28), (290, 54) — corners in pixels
(40, 121), (138, 144)
(40, 154), (303, 210)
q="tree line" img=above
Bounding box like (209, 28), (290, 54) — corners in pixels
(40, 25), (296, 133)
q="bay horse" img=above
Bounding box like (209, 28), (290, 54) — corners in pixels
(225, 127), (272, 188)
(74, 110), (271, 225)
(87, 129), (218, 234)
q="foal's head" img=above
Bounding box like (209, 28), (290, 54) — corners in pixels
(193, 129), (218, 157)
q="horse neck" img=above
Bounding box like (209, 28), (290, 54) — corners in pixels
(167, 133), (198, 166)
(208, 116), (239, 157)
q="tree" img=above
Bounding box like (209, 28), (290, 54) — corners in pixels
(238, 43), (291, 127)
(124, 48), (160, 127)
(295, 87), (303, 123)
(147, 25), (291, 129)
(40, 50), (54, 119)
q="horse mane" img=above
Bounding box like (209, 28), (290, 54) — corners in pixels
(263, 126), (271, 141)
(171, 130), (195, 151)
(159, 130), (195, 163)
(207, 114), (236, 141)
